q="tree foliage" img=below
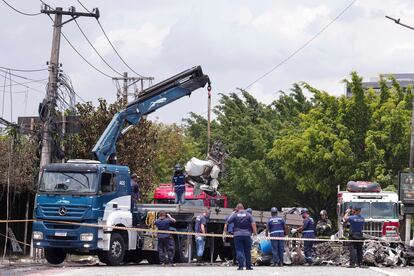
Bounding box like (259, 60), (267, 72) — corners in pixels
(185, 74), (412, 216)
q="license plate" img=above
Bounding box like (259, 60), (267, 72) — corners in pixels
(55, 231), (67, 237)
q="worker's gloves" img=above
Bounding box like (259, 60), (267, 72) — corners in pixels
(222, 233), (226, 243)
(291, 228), (297, 234)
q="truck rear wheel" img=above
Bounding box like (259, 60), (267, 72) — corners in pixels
(99, 232), (125, 266)
(44, 248), (66, 265)
(174, 236), (192, 263)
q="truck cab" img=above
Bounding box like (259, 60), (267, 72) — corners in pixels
(337, 181), (403, 240)
(33, 160), (135, 265)
(153, 183), (228, 208)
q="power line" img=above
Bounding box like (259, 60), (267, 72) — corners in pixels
(244, 0), (357, 90)
(73, 18), (123, 76)
(44, 13), (113, 79)
(77, 0), (144, 77)
(0, 65), (47, 72)
(61, 32), (112, 79)
(0, 69), (47, 83)
(1, 78), (48, 87)
(1, 0), (41, 16)
(0, 71), (45, 94)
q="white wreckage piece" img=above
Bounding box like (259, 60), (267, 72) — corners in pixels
(184, 141), (229, 196)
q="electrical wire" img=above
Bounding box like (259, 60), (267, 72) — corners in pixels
(0, 71), (45, 94)
(73, 18), (123, 76)
(1, 0), (41, 16)
(61, 32), (113, 79)
(244, 0), (357, 90)
(77, 0), (144, 77)
(43, 13), (113, 79)
(2, 79), (48, 87)
(0, 65), (47, 72)
(0, 69), (47, 83)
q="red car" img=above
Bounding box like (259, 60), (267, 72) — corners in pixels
(153, 183), (228, 208)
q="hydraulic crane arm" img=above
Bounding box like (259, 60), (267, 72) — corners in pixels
(92, 66), (210, 164)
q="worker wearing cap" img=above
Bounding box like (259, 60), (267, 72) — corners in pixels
(154, 211), (177, 266)
(344, 206), (365, 268)
(172, 163), (186, 205)
(265, 207), (286, 267)
(292, 208), (315, 265)
(316, 210), (332, 238)
(224, 203), (257, 271)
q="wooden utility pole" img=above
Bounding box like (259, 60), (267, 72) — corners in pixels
(40, 7), (62, 169)
(39, 5), (99, 168)
(122, 72), (128, 104)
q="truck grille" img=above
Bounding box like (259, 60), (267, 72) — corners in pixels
(363, 221), (383, 237)
(40, 204), (88, 219)
(43, 222), (80, 230)
(46, 235), (77, 241)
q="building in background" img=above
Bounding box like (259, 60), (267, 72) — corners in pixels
(346, 73), (414, 98)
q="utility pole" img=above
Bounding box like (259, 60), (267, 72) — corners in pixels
(386, 15), (413, 245)
(39, 5), (99, 168)
(112, 73), (154, 105)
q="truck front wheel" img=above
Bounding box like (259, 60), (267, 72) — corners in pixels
(99, 232), (125, 266)
(44, 248), (66, 265)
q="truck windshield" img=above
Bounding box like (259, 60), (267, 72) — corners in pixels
(344, 202), (370, 217)
(371, 202), (397, 219)
(39, 172), (97, 194)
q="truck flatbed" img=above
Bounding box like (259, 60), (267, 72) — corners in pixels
(136, 203), (301, 226)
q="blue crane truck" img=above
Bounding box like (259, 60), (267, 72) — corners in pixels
(32, 66), (271, 266)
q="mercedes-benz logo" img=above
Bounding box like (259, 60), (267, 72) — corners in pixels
(58, 206), (67, 216)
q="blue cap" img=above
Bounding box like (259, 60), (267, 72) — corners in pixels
(270, 207), (278, 213)
(300, 208), (309, 214)
(246, 208), (253, 214)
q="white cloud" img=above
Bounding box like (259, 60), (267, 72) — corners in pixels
(94, 22), (170, 59)
(3, 0), (414, 124)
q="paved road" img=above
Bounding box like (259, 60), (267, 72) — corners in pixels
(2, 264), (414, 276)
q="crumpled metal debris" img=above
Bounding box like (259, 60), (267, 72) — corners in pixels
(252, 236), (414, 267)
(313, 241), (347, 266)
(363, 240), (412, 267)
(314, 240), (414, 267)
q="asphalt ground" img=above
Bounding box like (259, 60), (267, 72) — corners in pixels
(1, 263), (414, 276)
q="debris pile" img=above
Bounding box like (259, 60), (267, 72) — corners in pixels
(363, 241), (414, 267)
(185, 141), (229, 195)
(313, 241), (349, 266)
(252, 237), (414, 267)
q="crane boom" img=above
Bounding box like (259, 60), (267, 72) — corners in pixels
(92, 66), (210, 164)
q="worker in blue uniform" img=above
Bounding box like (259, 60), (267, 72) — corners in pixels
(172, 163), (186, 204)
(265, 207), (286, 266)
(344, 206), (366, 268)
(292, 208), (315, 265)
(154, 211), (177, 266)
(195, 209), (210, 264)
(224, 203), (257, 271)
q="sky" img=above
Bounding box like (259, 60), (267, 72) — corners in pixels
(1, 0), (414, 124)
